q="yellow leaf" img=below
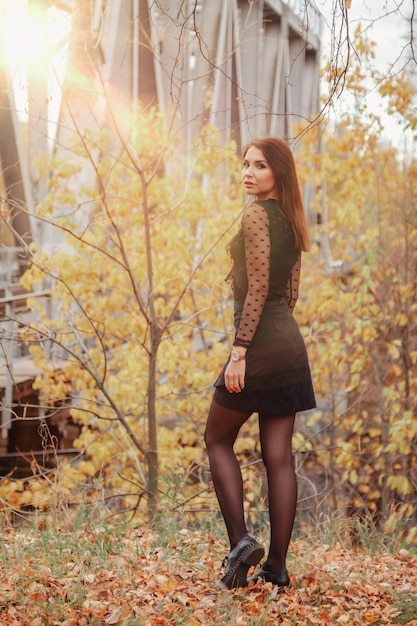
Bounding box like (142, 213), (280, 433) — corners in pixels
(394, 312), (408, 326)
(349, 470), (359, 485)
(386, 475), (411, 495)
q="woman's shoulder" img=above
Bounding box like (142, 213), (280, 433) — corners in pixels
(243, 198), (279, 214)
(248, 199), (288, 222)
(242, 201), (270, 224)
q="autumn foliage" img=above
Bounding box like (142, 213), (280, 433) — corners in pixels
(0, 519), (415, 625)
(294, 49), (417, 541)
(7, 112), (241, 520)
(0, 31), (416, 548)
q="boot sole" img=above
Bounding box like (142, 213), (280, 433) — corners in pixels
(220, 543), (265, 589)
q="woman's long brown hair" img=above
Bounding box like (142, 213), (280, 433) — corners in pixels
(243, 137), (310, 251)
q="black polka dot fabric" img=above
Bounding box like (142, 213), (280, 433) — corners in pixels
(238, 202), (270, 347)
(213, 198), (316, 415)
(229, 199), (300, 348)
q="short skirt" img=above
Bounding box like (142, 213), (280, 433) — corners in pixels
(213, 299), (316, 415)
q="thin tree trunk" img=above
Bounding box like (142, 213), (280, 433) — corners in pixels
(146, 322), (160, 520)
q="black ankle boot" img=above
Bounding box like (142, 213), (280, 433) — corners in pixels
(220, 534), (264, 589)
(248, 565), (290, 587)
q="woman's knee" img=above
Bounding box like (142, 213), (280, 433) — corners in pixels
(204, 413), (226, 450)
(261, 447), (295, 471)
(259, 413), (295, 469)
(203, 425), (214, 450)
(204, 423), (234, 451)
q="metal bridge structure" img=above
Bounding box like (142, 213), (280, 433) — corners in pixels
(0, 0), (322, 465)
(1, 0), (322, 269)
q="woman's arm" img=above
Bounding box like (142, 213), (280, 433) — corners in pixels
(224, 203), (270, 393)
(233, 202), (270, 348)
(285, 254), (301, 313)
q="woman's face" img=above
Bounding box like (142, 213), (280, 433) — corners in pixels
(242, 146), (276, 200)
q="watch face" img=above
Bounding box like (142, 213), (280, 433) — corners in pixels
(231, 351), (239, 361)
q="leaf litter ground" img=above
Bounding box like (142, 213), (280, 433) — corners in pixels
(0, 526), (415, 625)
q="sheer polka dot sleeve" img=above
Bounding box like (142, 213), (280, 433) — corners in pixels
(234, 203), (270, 348)
(285, 254), (301, 313)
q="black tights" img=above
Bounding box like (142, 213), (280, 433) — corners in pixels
(204, 400), (297, 571)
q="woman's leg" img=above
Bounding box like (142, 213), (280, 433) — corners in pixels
(204, 399), (252, 548)
(258, 413), (297, 571)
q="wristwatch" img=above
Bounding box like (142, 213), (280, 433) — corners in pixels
(231, 350), (245, 362)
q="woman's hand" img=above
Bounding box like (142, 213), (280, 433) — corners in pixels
(225, 359), (246, 393)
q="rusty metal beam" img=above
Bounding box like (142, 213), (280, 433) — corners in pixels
(0, 54), (33, 255)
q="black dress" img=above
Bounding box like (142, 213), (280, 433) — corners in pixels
(213, 199), (316, 415)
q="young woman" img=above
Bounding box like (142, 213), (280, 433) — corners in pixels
(204, 137), (316, 589)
